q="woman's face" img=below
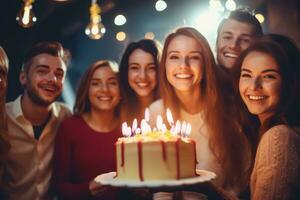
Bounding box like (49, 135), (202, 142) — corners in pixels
(128, 49), (157, 98)
(165, 35), (203, 94)
(0, 66), (7, 98)
(88, 66), (120, 112)
(239, 51), (282, 122)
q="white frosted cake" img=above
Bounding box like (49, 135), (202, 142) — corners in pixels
(115, 131), (197, 181)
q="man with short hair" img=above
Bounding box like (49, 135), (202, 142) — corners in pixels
(2, 42), (72, 200)
(216, 8), (263, 71)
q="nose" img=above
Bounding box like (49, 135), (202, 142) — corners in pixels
(139, 68), (146, 79)
(47, 73), (57, 82)
(100, 83), (109, 92)
(179, 57), (190, 69)
(250, 77), (262, 90)
(228, 38), (239, 50)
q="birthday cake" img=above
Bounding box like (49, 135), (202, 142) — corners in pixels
(115, 131), (197, 181)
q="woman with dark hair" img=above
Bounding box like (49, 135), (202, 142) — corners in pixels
(119, 39), (161, 125)
(0, 46), (10, 198)
(150, 27), (251, 199)
(233, 34), (300, 199)
(53, 60), (122, 200)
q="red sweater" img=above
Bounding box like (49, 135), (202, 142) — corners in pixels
(53, 115), (122, 200)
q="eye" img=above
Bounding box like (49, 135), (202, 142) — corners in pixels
(90, 81), (100, 86)
(147, 65), (156, 71)
(222, 35), (231, 41)
(263, 74), (276, 79)
(129, 65), (139, 71)
(169, 54), (179, 60)
(109, 80), (118, 86)
(37, 69), (48, 74)
(55, 72), (64, 80)
(189, 55), (201, 60)
(240, 72), (251, 78)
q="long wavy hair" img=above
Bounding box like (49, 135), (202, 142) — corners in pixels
(159, 27), (251, 189)
(232, 34), (300, 141)
(119, 39), (161, 124)
(0, 46), (10, 165)
(73, 60), (121, 120)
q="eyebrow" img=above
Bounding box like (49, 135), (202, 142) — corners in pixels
(91, 77), (117, 81)
(241, 68), (280, 73)
(167, 51), (202, 55)
(222, 31), (253, 37)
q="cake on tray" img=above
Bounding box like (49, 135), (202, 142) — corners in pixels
(115, 131), (197, 181)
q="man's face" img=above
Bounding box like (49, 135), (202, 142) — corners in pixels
(20, 53), (66, 106)
(216, 19), (256, 70)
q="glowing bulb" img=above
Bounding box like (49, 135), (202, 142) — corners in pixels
(85, 21), (106, 40)
(114, 14), (127, 26)
(225, 0), (236, 11)
(85, 1), (105, 40)
(255, 13), (265, 23)
(116, 31), (126, 41)
(145, 32), (155, 40)
(16, 4), (37, 28)
(155, 0), (167, 12)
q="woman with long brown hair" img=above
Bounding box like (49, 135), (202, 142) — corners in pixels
(233, 34), (300, 199)
(53, 60), (122, 200)
(149, 27), (251, 199)
(119, 39), (161, 125)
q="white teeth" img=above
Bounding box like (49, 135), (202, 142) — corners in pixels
(137, 83), (149, 87)
(248, 95), (265, 100)
(224, 53), (238, 58)
(175, 74), (192, 79)
(98, 97), (112, 101)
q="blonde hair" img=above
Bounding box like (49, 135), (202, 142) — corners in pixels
(0, 46), (10, 162)
(159, 27), (251, 190)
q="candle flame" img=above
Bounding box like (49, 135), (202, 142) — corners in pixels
(144, 108), (150, 122)
(186, 123), (192, 136)
(132, 118), (137, 133)
(181, 121), (187, 136)
(122, 122), (128, 137)
(156, 115), (163, 131)
(166, 108), (174, 125)
(174, 120), (181, 135)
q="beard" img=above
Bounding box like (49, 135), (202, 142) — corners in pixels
(25, 81), (61, 107)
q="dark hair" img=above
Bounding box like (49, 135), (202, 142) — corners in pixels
(160, 27), (251, 189)
(22, 41), (70, 73)
(233, 34), (300, 137)
(217, 8), (263, 38)
(119, 39), (161, 123)
(73, 60), (120, 116)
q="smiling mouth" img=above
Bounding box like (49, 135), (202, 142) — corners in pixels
(97, 96), (112, 101)
(175, 74), (192, 79)
(248, 95), (267, 101)
(224, 52), (238, 58)
(136, 82), (149, 87)
(40, 85), (57, 93)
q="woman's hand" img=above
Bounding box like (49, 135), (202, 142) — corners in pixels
(89, 180), (109, 197)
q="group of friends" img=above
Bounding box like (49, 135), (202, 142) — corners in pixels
(0, 8), (300, 200)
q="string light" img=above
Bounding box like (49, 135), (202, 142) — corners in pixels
(255, 13), (265, 23)
(114, 14), (126, 26)
(16, 0), (37, 28)
(116, 31), (126, 41)
(155, 0), (167, 12)
(225, 0), (236, 11)
(85, 0), (106, 40)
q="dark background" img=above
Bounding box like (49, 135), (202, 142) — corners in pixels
(0, 0), (299, 106)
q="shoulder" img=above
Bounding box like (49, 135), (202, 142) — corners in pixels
(261, 124), (299, 144)
(53, 102), (72, 119)
(149, 99), (164, 112)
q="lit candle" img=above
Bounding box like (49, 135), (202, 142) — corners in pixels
(132, 118), (138, 135)
(174, 120), (181, 135)
(141, 119), (148, 135)
(186, 123), (192, 137)
(166, 108), (174, 126)
(156, 115), (163, 132)
(144, 108), (150, 122)
(181, 121), (187, 137)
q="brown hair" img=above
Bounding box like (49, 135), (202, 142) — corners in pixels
(119, 39), (161, 124)
(232, 34), (300, 139)
(22, 41), (70, 74)
(73, 60), (120, 117)
(160, 27), (251, 189)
